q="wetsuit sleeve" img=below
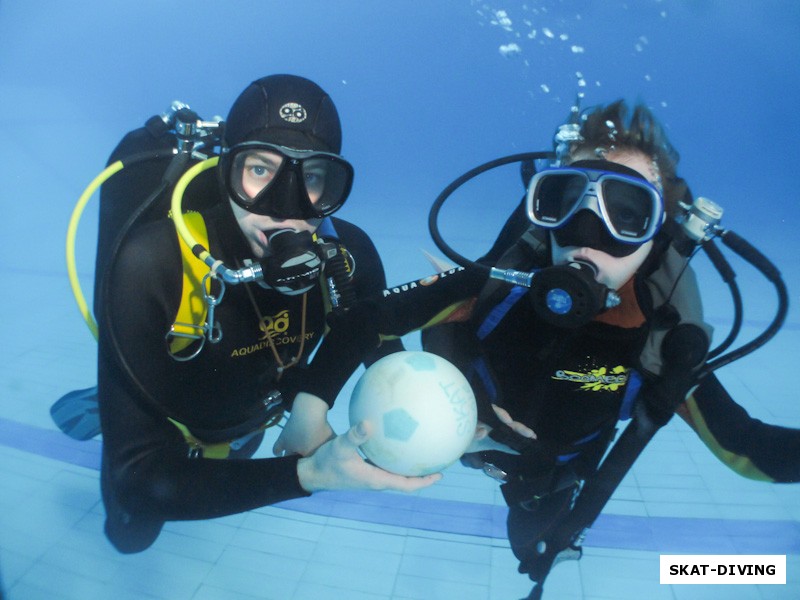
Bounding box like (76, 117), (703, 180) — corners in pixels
(301, 266), (488, 406)
(331, 217), (404, 364)
(98, 221), (309, 544)
(676, 373), (800, 483)
(99, 352), (307, 521)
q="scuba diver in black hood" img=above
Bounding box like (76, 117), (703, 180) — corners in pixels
(279, 100), (799, 599)
(87, 74), (440, 554)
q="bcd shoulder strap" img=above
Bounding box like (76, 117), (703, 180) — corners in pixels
(638, 245), (713, 377)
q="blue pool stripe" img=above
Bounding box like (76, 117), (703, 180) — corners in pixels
(2, 417), (798, 554)
(0, 417), (101, 469)
(277, 491), (800, 554)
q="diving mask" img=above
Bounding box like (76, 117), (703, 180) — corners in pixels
(222, 142), (354, 219)
(526, 165), (664, 244)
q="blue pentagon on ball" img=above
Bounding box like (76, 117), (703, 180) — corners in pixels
(382, 408), (419, 441)
(404, 352), (437, 371)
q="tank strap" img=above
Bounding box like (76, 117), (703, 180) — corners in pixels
(168, 211), (211, 355)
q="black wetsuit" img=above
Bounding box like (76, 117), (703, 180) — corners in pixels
(98, 199), (401, 553)
(301, 263), (800, 580)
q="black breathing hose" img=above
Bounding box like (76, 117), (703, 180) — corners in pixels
(699, 230), (789, 376)
(428, 152), (554, 270)
(701, 239), (743, 359)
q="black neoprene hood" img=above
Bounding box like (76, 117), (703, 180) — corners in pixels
(223, 74), (343, 153)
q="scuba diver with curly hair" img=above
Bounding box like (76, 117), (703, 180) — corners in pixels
(276, 99), (798, 599)
(58, 74), (440, 554)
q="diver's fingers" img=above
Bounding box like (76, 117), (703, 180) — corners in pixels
(380, 470), (442, 493)
(272, 434), (286, 457)
(492, 404), (537, 439)
(343, 422), (442, 491)
(302, 421), (442, 493)
(473, 422), (491, 441)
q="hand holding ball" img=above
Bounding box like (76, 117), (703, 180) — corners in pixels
(349, 351), (477, 476)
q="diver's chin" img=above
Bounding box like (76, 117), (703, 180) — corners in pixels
(247, 233), (269, 260)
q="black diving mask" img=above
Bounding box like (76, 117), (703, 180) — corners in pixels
(222, 142), (354, 219)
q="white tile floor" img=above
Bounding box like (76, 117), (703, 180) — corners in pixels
(1, 258), (799, 599)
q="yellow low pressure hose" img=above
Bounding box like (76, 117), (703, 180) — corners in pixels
(70, 154), (248, 342)
(170, 155), (270, 287)
(66, 160), (125, 340)
(170, 156), (219, 264)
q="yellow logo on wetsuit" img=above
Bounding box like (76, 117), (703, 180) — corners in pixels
(258, 310), (290, 340)
(230, 310), (315, 358)
(552, 365), (629, 391)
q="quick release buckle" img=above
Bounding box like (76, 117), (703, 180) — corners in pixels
(482, 462), (509, 483)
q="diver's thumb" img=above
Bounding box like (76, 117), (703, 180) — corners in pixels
(272, 431), (287, 456)
(345, 420), (372, 449)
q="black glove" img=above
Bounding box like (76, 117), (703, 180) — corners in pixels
(641, 323), (709, 426)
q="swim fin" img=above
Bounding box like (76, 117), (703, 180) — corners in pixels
(50, 386), (101, 440)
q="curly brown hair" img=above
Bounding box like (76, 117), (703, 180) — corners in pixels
(563, 100), (687, 216)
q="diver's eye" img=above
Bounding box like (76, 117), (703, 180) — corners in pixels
(303, 159), (328, 199)
(615, 208), (638, 225)
(304, 170), (323, 187)
(236, 150), (285, 200)
(248, 165), (270, 178)
(245, 160), (279, 180)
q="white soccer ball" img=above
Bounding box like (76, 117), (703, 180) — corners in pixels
(349, 350), (478, 476)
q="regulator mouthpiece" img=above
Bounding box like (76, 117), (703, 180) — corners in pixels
(529, 261), (620, 328)
(260, 230), (323, 296)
